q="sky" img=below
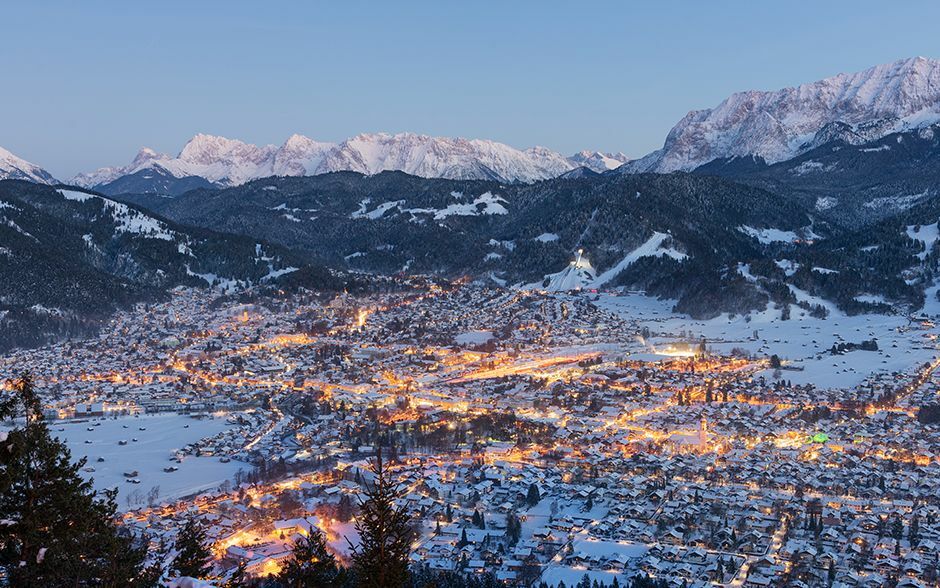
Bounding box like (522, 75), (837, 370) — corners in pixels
(4, 1), (940, 179)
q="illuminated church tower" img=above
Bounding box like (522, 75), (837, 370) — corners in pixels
(699, 416), (709, 451)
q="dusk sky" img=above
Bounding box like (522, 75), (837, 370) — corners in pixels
(5, 0), (940, 178)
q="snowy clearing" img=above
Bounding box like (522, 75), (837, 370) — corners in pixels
(52, 413), (245, 510)
(594, 292), (939, 390)
(738, 225), (799, 244)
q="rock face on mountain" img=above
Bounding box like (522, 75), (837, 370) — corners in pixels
(72, 133), (623, 193)
(316, 133), (575, 182)
(568, 150), (630, 172)
(0, 146), (58, 184)
(622, 57), (940, 173)
(70, 134), (334, 193)
(693, 122), (940, 228)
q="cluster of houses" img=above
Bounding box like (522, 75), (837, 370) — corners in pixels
(3, 283), (939, 586)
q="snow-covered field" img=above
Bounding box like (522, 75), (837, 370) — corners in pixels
(50, 413), (246, 509)
(595, 292), (939, 389)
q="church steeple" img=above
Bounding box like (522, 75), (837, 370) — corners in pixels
(699, 416), (709, 450)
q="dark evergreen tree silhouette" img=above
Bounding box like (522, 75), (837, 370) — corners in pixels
(223, 560), (250, 588)
(349, 446), (413, 588)
(0, 374), (155, 586)
(526, 483), (541, 506)
(278, 527), (345, 587)
(171, 516), (213, 580)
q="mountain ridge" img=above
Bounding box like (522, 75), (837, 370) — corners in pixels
(69, 133), (631, 194)
(0, 146), (58, 185)
(620, 56), (940, 173)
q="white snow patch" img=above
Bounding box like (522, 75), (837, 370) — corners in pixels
(907, 222), (939, 260)
(59, 189), (95, 202)
(489, 239), (515, 251)
(455, 330), (494, 345)
(261, 266), (299, 281)
(595, 291), (936, 390)
(352, 199), (405, 220)
(430, 192), (508, 220)
(775, 259), (800, 276)
(788, 284), (841, 316)
(739, 225), (799, 244)
(815, 196), (838, 211)
(854, 294), (887, 304)
(185, 266), (240, 291)
(737, 263), (758, 282)
(791, 160), (832, 175)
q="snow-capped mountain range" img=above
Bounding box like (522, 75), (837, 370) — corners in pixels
(623, 56), (940, 173)
(67, 133), (628, 192)
(568, 150), (631, 172)
(0, 146), (57, 184)
(7, 56), (940, 191)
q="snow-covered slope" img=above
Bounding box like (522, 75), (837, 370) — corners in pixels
(530, 253), (597, 292)
(73, 132), (623, 191)
(0, 146), (58, 184)
(70, 147), (168, 187)
(273, 133), (335, 176)
(622, 56), (940, 173)
(592, 232), (687, 288)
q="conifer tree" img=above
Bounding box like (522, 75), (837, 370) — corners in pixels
(171, 516), (213, 580)
(526, 483), (541, 506)
(223, 560), (250, 588)
(349, 446), (413, 588)
(338, 493), (355, 523)
(457, 528), (470, 548)
(0, 374), (155, 586)
(278, 528), (344, 588)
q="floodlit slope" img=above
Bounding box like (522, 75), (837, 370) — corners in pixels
(534, 255), (597, 292)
